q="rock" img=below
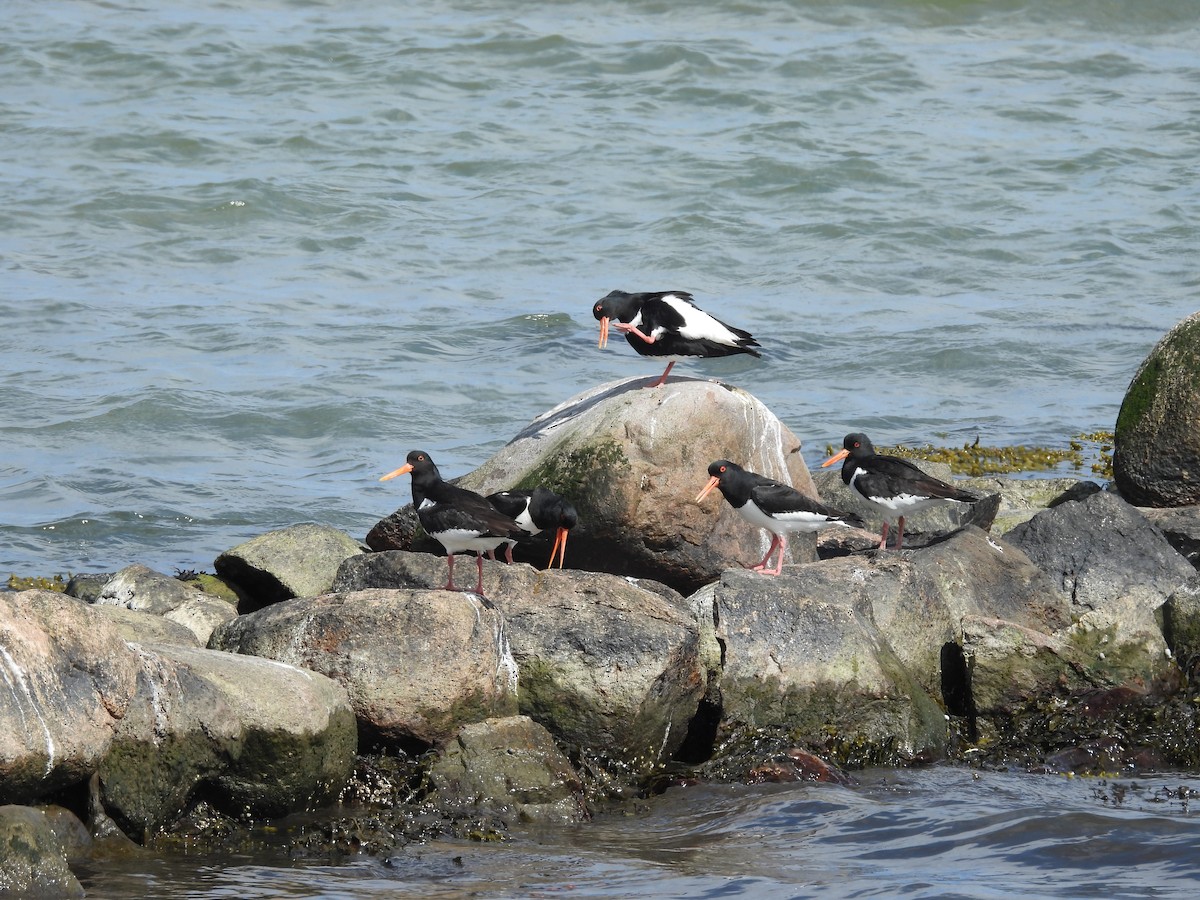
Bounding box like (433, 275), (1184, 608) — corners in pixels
(1005, 491), (1190, 684)
(1113, 310), (1200, 506)
(959, 616), (1079, 712)
(90, 605), (202, 647)
(1161, 576), (1200, 673)
(98, 642), (356, 838)
(214, 524), (365, 608)
(428, 716), (587, 824)
(0, 591), (138, 803)
(1139, 504), (1200, 569)
(368, 377), (819, 595)
(64, 573), (112, 603)
(333, 551), (705, 771)
(957, 476), (1103, 534)
(94, 564), (236, 645)
(210, 587), (518, 748)
(702, 566), (947, 760)
(0, 805), (84, 898)
(746, 750), (851, 785)
(33, 805), (91, 862)
(694, 527), (1163, 752)
(863, 528), (1072, 687)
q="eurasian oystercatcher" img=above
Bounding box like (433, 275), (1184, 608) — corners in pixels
(380, 450), (525, 596)
(593, 290), (762, 387)
(820, 433), (978, 551)
(485, 487), (579, 568)
(695, 459), (863, 575)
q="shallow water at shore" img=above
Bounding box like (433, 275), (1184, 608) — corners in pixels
(78, 767), (1200, 899)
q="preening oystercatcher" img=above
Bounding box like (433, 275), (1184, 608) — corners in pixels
(593, 290), (762, 387)
(821, 433), (978, 551)
(696, 459), (863, 575)
(486, 487), (579, 568)
(380, 450), (525, 597)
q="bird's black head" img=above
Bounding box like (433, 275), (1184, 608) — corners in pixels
(556, 500), (579, 531)
(843, 433), (875, 456)
(407, 449), (433, 468)
(593, 290), (637, 323)
(707, 459), (740, 479)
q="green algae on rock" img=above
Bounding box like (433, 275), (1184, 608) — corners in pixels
(6, 573), (68, 592)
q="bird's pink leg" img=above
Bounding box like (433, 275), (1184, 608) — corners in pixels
(764, 534), (788, 576)
(504, 543), (514, 564)
(646, 360), (675, 388)
(877, 521), (890, 551)
(444, 553), (458, 591)
(611, 322), (657, 344)
(474, 553), (486, 596)
(896, 517), (905, 551)
(751, 534), (783, 573)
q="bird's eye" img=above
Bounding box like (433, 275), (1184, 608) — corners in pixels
(719, 465), (726, 473)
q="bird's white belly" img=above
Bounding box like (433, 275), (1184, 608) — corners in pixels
(740, 500), (834, 534)
(431, 528), (507, 554)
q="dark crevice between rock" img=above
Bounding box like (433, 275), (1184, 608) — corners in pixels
(674, 631), (726, 766)
(673, 693), (722, 765)
(940, 641), (977, 742)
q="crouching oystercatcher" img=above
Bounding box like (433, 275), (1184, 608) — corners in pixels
(821, 433), (978, 550)
(593, 290), (761, 387)
(696, 459), (863, 575)
(485, 486), (578, 569)
(380, 450), (525, 597)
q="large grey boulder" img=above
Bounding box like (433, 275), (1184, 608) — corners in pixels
(1113, 310), (1200, 506)
(94, 564), (235, 644)
(702, 566), (947, 759)
(0, 592), (138, 803)
(0, 805), (84, 898)
(98, 643), (356, 838)
(1006, 490), (1190, 681)
(368, 377), (820, 595)
(210, 588), (518, 748)
(215, 524), (365, 607)
(428, 716), (587, 824)
(334, 551), (705, 770)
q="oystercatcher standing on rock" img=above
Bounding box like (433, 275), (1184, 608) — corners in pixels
(380, 450), (525, 597)
(486, 487), (578, 569)
(593, 290), (762, 387)
(821, 433), (979, 551)
(696, 459), (863, 576)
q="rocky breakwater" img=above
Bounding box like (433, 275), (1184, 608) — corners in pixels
(7, 358), (1200, 888)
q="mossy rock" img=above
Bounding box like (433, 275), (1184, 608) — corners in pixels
(1113, 310), (1200, 506)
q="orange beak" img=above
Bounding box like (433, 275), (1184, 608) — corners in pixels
(598, 316), (610, 349)
(821, 449), (849, 468)
(548, 526), (569, 569)
(379, 462), (414, 482)
(695, 475), (721, 504)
